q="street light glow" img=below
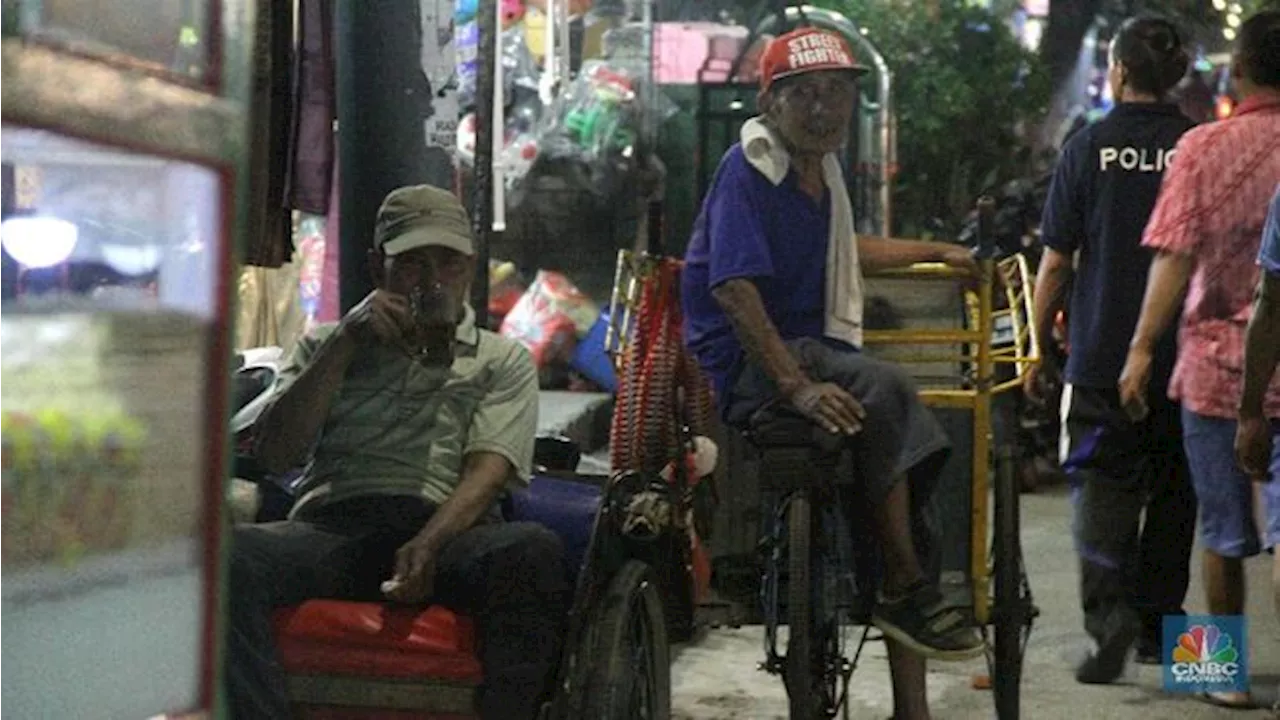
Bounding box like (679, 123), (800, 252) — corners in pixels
(1, 216), (78, 269)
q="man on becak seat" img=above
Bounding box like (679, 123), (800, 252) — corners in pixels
(224, 185), (567, 720)
(681, 27), (984, 720)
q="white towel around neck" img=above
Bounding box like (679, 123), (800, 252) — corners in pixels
(739, 117), (864, 348)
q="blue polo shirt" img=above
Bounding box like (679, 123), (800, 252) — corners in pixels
(1039, 102), (1195, 389)
(681, 143), (834, 413)
(1260, 184), (1280, 275)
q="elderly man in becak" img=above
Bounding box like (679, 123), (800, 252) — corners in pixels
(224, 185), (568, 720)
(681, 26), (984, 720)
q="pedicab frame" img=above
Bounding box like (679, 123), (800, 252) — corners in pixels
(603, 203), (1042, 717)
(602, 2), (1044, 713)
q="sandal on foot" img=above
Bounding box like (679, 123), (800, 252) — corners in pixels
(1193, 690), (1255, 710)
(871, 581), (986, 661)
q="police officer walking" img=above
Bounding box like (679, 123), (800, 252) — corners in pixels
(1026, 15), (1199, 684)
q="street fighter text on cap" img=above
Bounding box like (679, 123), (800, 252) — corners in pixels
(786, 32), (853, 69)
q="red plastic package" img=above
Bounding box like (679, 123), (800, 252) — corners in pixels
(487, 260), (526, 323)
(499, 271), (594, 368)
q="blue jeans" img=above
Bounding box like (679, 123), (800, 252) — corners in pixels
(1182, 410), (1280, 558)
(224, 496), (569, 720)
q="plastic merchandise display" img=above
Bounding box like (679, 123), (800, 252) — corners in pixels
(456, 112), (541, 188)
(455, 28), (544, 188)
(523, 56), (674, 204)
(557, 62), (640, 160)
(456, 0), (526, 29)
(456, 20), (541, 112)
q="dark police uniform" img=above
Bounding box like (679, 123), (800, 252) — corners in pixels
(1039, 102), (1199, 655)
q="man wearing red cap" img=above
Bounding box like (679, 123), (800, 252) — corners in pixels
(681, 26), (983, 719)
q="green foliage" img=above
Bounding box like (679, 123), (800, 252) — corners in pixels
(815, 0), (1051, 237)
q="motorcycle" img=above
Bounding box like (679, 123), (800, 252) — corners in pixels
(229, 346), (303, 523)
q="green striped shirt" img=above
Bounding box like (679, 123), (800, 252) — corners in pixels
(274, 305), (539, 520)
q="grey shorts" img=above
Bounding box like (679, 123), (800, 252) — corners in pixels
(723, 337), (953, 587)
(724, 336), (952, 499)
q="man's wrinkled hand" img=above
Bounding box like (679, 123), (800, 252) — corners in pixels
(1118, 347), (1152, 422)
(382, 534), (439, 604)
(1235, 413), (1273, 482)
(339, 289), (416, 349)
(790, 381), (865, 436)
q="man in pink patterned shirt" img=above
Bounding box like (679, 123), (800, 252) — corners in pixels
(1119, 9), (1280, 710)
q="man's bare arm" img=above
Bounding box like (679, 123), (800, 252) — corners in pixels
(1241, 271), (1280, 417)
(1129, 251), (1194, 354)
(411, 452), (511, 553)
(1031, 248), (1074, 357)
(857, 236), (952, 273)
(254, 330), (357, 474)
(384, 451), (514, 602)
(712, 278), (810, 398)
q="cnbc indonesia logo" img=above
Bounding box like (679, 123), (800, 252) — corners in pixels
(1168, 624), (1241, 687)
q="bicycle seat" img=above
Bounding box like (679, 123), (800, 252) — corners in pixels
(743, 404), (846, 454)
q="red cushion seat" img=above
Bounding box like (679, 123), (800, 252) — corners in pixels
(273, 601), (483, 683)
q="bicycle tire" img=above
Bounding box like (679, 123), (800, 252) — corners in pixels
(787, 493), (815, 720)
(578, 560), (672, 720)
(993, 447), (1026, 720)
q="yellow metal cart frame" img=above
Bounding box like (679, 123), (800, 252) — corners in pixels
(861, 238), (1041, 720)
(863, 251), (1040, 625)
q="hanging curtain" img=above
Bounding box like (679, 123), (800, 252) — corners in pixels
(242, 0), (296, 268)
(234, 234), (307, 351)
(286, 0), (336, 216)
(318, 158), (341, 324)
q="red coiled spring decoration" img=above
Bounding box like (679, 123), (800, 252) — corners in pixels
(609, 258), (716, 474)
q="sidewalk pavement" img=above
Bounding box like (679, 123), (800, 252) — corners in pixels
(672, 486), (1279, 719)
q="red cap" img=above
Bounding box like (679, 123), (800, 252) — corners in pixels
(758, 27), (866, 91)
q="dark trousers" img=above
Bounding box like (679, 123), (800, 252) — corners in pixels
(224, 496), (569, 720)
(1061, 384), (1197, 647)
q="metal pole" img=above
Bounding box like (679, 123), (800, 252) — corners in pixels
(843, 27), (894, 238)
(970, 195), (996, 625)
(470, 0), (497, 320)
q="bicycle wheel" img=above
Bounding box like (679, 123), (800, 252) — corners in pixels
(578, 560), (672, 720)
(786, 493), (816, 720)
(993, 446), (1030, 720)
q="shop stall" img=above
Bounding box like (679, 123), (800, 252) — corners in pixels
(221, 0), (672, 402)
